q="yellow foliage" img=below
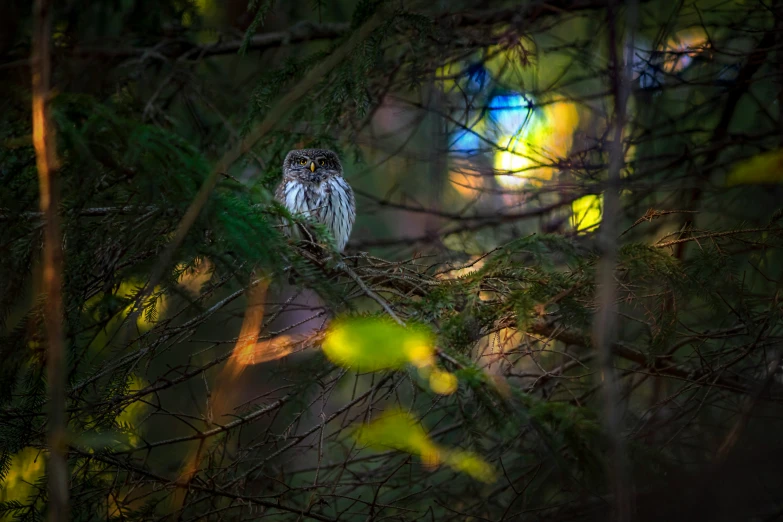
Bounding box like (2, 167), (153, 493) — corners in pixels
(726, 149), (783, 186)
(438, 32), (537, 92)
(115, 375), (148, 447)
(84, 281), (166, 351)
(494, 140), (541, 188)
(354, 409), (496, 483)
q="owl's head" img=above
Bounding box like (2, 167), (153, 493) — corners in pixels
(283, 148), (343, 184)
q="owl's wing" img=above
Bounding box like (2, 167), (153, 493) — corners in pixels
(274, 180), (287, 203)
(346, 181), (356, 229)
(275, 180), (298, 241)
(331, 177), (356, 252)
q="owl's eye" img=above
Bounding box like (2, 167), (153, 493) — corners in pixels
(318, 159), (327, 167)
(297, 158), (307, 166)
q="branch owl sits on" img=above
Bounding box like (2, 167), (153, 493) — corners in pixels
(275, 149), (356, 253)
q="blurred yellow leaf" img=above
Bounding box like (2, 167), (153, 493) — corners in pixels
(322, 317), (435, 372)
(354, 408), (440, 463)
(429, 368), (458, 395)
(353, 409), (496, 483)
(726, 149), (783, 186)
(445, 450), (498, 484)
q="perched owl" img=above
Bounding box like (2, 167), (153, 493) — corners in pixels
(275, 149), (355, 252)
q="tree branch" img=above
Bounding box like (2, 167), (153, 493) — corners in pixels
(71, 21), (350, 60)
(32, 0), (68, 519)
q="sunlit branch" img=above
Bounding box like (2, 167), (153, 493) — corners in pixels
(31, 0), (67, 519)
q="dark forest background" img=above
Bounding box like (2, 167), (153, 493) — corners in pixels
(2, 0), (783, 520)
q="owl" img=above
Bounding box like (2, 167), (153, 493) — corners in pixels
(275, 149), (356, 252)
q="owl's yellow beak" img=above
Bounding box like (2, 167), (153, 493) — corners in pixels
(309, 161), (316, 172)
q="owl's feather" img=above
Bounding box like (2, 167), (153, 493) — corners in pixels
(275, 149), (355, 252)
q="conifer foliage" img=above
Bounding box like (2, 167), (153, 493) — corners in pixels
(1, 0), (783, 520)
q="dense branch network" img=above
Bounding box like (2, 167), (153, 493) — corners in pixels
(1, 0), (783, 520)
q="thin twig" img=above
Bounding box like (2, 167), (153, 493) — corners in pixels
(341, 263), (404, 326)
(619, 209), (699, 237)
(120, 8), (390, 350)
(654, 227), (781, 248)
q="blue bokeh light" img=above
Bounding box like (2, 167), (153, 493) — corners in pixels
(450, 128), (481, 156)
(486, 94), (536, 140)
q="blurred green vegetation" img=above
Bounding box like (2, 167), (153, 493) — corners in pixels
(323, 316), (436, 371)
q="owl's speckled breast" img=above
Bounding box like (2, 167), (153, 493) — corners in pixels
(280, 177), (355, 251)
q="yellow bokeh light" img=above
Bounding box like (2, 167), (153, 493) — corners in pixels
(571, 194), (603, 232)
(405, 339), (437, 368)
(726, 148), (783, 186)
(322, 317), (462, 396)
(661, 28), (708, 73)
(494, 140), (538, 189)
(493, 99), (578, 188)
